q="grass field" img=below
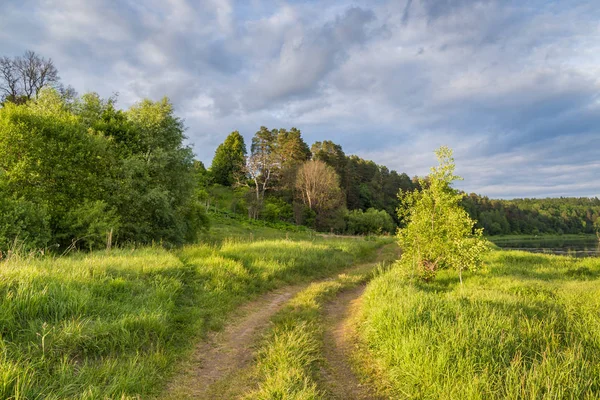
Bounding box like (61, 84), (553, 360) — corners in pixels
(356, 250), (600, 399)
(0, 220), (385, 399)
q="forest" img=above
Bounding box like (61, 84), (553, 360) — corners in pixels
(462, 194), (600, 235)
(1, 51), (599, 256)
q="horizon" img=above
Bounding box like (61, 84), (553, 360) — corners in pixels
(2, 0), (598, 198)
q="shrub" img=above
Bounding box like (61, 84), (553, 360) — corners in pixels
(345, 208), (395, 235)
(0, 194), (51, 254)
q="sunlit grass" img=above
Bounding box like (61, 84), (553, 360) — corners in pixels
(0, 224), (385, 399)
(357, 250), (600, 399)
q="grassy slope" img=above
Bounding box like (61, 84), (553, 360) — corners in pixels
(356, 250), (600, 399)
(0, 219), (384, 399)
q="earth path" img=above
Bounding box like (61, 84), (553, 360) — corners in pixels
(319, 284), (384, 399)
(161, 245), (393, 399)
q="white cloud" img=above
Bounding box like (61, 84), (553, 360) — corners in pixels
(0, 0), (598, 198)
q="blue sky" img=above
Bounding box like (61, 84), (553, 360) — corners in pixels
(1, 0), (599, 198)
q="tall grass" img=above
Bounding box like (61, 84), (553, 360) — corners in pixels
(246, 244), (399, 399)
(0, 227), (384, 399)
(357, 250), (600, 399)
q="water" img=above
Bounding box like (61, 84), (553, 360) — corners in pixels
(492, 236), (600, 258)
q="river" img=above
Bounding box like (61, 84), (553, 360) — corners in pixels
(491, 236), (600, 258)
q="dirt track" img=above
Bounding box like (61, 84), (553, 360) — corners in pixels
(319, 284), (384, 399)
(162, 285), (305, 399)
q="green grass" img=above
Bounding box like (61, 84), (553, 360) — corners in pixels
(356, 250), (600, 399)
(245, 274), (366, 400)
(489, 233), (597, 243)
(0, 221), (385, 399)
(245, 244), (399, 399)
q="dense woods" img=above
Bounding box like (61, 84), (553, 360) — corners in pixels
(203, 129), (414, 233)
(462, 194), (600, 235)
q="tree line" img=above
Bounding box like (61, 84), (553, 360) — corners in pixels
(462, 194), (600, 235)
(203, 128), (416, 233)
(2, 51), (598, 253)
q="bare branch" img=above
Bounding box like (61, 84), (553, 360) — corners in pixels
(0, 57), (18, 99)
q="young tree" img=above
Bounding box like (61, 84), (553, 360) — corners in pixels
(397, 146), (488, 283)
(211, 131), (247, 186)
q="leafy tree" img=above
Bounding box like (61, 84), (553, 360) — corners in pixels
(211, 131), (247, 186)
(0, 89), (115, 248)
(0, 89), (208, 250)
(277, 127), (311, 169)
(276, 127), (311, 196)
(397, 146), (488, 283)
(311, 140), (346, 183)
(295, 160), (344, 230)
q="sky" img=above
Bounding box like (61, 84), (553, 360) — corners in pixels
(1, 0), (599, 198)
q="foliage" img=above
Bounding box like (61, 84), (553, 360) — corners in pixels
(357, 250), (600, 398)
(0, 89), (208, 251)
(262, 196), (294, 223)
(397, 146), (488, 281)
(210, 130), (247, 186)
(345, 208), (396, 235)
(463, 194), (600, 236)
(0, 193), (51, 254)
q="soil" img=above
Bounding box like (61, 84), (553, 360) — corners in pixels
(161, 285), (304, 399)
(319, 285), (385, 400)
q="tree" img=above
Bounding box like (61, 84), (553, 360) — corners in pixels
(311, 140), (346, 183)
(278, 127), (311, 168)
(397, 146), (488, 283)
(246, 126), (279, 218)
(277, 127), (311, 194)
(211, 131), (247, 186)
(0, 89), (208, 251)
(295, 160), (344, 230)
(0, 51), (60, 104)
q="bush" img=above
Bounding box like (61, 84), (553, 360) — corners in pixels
(0, 194), (51, 253)
(262, 196), (294, 223)
(345, 208), (395, 235)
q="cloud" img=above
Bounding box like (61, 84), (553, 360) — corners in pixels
(241, 6), (377, 110)
(0, 0), (598, 197)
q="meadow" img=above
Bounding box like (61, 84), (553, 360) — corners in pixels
(0, 218), (384, 399)
(356, 250), (600, 399)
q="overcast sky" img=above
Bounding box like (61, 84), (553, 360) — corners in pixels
(2, 0), (599, 198)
